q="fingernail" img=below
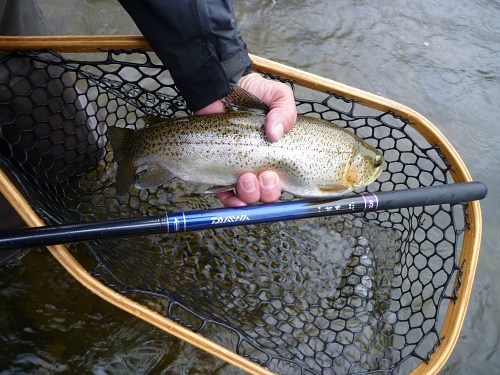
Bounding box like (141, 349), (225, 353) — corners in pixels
(270, 122), (284, 142)
(261, 172), (277, 189)
(241, 176), (257, 192)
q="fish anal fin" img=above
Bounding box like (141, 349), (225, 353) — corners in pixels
(135, 165), (176, 190)
(222, 86), (269, 113)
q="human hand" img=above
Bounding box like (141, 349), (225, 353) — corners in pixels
(194, 73), (297, 207)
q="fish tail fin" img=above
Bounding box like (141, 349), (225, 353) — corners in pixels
(108, 127), (136, 195)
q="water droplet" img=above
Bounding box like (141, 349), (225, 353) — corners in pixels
(355, 284), (368, 297)
(360, 254), (372, 266)
(362, 275), (373, 289)
(358, 236), (369, 247)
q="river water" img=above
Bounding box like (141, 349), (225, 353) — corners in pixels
(1, 0), (499, 374)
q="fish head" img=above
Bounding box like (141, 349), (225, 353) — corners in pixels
(344, 148), (384, 189)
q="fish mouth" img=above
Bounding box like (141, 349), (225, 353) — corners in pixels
(372, 154), (384, 179)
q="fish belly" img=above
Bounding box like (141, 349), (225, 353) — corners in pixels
(154, 141), (348, 197)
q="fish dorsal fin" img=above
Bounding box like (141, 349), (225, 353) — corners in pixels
(144, 114), (178, 127)
(221, 85), (269, 113)
(144, 114), (166, 126)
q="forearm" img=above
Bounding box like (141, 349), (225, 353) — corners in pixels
(118, 0), (252, 111)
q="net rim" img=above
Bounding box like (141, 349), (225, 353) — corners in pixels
(0, 35), (482, 375)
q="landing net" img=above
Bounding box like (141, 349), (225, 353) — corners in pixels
(0, 45), (481, 374)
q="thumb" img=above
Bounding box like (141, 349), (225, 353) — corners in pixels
(265, 84), (296, 142)
(238, 73), (297, 142)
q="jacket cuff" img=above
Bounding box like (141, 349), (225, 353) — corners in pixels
(174, 49), (253, 112)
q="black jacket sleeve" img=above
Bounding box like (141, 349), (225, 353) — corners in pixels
(118, 0), (253, 111)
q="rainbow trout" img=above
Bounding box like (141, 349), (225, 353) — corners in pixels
(108, 88), (383, 197)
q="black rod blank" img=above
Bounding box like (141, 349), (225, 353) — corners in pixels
(0, 182), (487, 251)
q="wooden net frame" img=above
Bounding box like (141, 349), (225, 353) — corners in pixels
(0, 36), (482, 374)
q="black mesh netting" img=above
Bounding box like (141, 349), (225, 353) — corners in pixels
(0, 50), (470, 374)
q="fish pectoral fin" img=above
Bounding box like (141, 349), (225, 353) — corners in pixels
(221, 86), (270, 114)
(134, 166), (176, 189)
(318, 184), (351, 194)
(205, 185), (236, 194)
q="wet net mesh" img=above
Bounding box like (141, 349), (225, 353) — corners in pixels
(0, 50), (470, 374)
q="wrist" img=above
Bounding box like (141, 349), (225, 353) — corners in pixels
(193, 99), (225, 115)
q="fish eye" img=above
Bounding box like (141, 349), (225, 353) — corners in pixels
(374, 155), (383, 167)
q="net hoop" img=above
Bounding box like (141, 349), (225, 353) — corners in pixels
(0, 36), (482, 375)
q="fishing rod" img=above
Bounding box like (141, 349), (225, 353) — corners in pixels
(0, 182), (487, 251)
